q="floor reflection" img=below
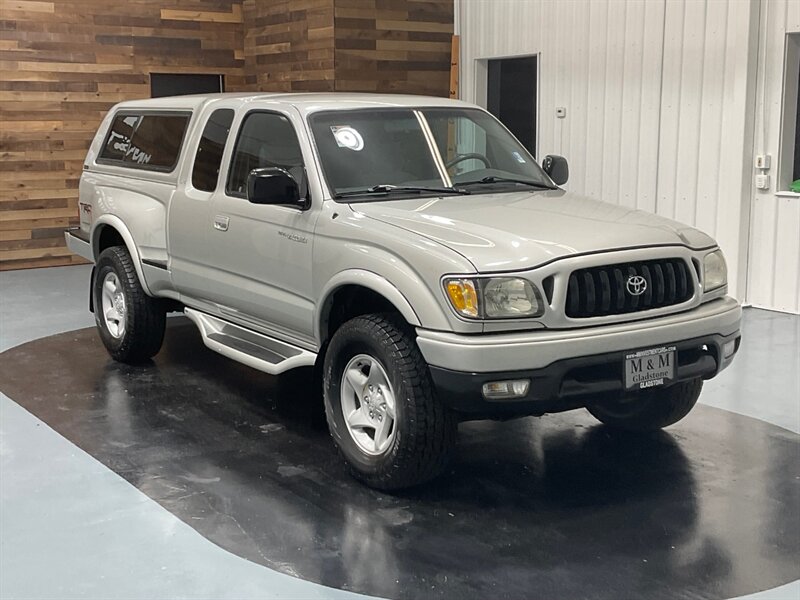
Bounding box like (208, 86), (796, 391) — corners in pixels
(1, 320), (797, 600)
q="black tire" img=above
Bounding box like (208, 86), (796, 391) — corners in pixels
(587, 378), (703, 431)
(323, 314), (456, 490)
(92, 246), (166, 363)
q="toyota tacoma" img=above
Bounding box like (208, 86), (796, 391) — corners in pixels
(66, 93), (742, 489)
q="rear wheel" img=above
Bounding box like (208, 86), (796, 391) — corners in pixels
(587, 378), (703, 431)
(93, 246), (166, 363)
(323, 314), (456, 490)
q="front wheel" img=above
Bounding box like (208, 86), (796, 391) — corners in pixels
(323, 314), (456, 490)
(92, 246), (166, 363)
(587, 378), (703, 431)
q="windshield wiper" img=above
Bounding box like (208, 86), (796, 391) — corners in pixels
(335, 184), (471, 199)
(458, 176), (557, 190)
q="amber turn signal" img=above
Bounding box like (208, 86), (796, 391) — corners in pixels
(445, 278), (479, 318)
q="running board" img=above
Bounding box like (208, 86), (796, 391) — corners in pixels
(184, 308), (316, 375)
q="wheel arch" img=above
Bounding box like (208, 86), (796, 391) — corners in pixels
(91, 215), (152, 296)
(316, 271), (421, 345)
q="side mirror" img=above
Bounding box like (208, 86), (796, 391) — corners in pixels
(542, 155), (569, 186)
(247, 167), (305, 207)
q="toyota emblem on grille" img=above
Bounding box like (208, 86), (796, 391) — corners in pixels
(626, 275), (647, 296)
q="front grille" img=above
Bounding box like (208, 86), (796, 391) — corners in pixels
(565, 258), (694, 318)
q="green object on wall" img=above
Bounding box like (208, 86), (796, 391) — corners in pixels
(791, 180), (800, 193)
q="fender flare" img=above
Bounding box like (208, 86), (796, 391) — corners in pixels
(91, 214), (153, 296)
(315, 269), (421, 343)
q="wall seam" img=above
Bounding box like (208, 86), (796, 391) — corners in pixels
(634, 4), (645, 210)
(743, 0), (764, 304)
(615, 0), (629, 207)
(693, 0), (708, 228)
(768, 0), (790, 306)
(670, 0), (688, 221)
(654, 0), (668, 216)
(600, 0), (610, 199)
(332, 0), (337, 93)
(583, 2), (593, 194)
(713, 0), (730, 250)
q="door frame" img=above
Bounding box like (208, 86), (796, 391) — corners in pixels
(474, 52), (540, 159)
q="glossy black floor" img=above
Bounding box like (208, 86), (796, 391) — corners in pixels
(1, 319), (798, 600)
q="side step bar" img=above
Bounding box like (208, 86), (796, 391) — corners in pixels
(185, 308), (316, 375)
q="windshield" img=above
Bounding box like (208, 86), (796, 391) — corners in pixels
(308, 107), (552, 200)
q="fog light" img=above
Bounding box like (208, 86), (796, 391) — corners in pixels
(482, 379), (530, 400)
(722, 340), (736, 358)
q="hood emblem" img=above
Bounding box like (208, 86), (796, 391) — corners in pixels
(626, 275), (647, 296)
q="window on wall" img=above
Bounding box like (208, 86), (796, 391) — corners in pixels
(780, 34), (800, 191)
(151, 73), (223, 98)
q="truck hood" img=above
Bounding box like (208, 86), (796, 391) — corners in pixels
(351, 189), (716, 273)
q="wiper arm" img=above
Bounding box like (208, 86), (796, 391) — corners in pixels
(335, 184), (470, 199)
(459, 176), (557, 190)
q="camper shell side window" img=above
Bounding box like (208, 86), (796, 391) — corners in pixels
(97, 111), (191, 173)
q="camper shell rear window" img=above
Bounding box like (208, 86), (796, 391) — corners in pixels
(97, 111), (191, 172)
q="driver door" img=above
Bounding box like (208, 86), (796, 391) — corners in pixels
(201, 108), (319, 345)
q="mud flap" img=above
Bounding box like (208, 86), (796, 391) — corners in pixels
(89, 266), (96, 313)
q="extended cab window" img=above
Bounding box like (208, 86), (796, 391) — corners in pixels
(98, 112), (190, 172)
(226, 112), (305, 198)
(191, 108), (235, 192)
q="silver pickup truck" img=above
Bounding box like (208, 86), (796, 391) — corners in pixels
(66, 92), (741, 489)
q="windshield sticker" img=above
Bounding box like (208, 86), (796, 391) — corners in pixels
(512, 151), (527, 164)
(331, 125), (364, 151)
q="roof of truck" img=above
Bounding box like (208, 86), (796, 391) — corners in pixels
(112, 92), (476, 112)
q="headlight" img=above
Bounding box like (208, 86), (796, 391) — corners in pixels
(703, 249), (727, 292)
(484, 277), (544, 317)
(444, 277), (545, 319)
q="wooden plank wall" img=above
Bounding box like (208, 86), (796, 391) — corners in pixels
(333, 0), (453, 95)
(241, 0), (453, 95)
(0, 0), (246, 270)
(1, 0), (453, 270)
(242, 0), (335, 91)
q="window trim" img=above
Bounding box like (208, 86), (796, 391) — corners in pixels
(96, 109), (193, 174)
(225, 109), (306, 200)
(190, 107), (236, 193)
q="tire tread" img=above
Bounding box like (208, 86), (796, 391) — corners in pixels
(325, 313), (456, 490)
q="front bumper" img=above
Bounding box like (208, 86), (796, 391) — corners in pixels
(417, 297), (742, 417)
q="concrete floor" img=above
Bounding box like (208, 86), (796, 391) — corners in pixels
(0, 264), (798, 600)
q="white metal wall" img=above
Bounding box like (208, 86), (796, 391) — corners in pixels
(460, 0), (665, 211)
(748, 0), (800, 314)
(457, 0), (761, 304)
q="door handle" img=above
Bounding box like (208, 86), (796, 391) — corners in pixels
(213, 215), (229, 232)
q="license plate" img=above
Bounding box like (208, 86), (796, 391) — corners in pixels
(624, 346), (676, 390)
